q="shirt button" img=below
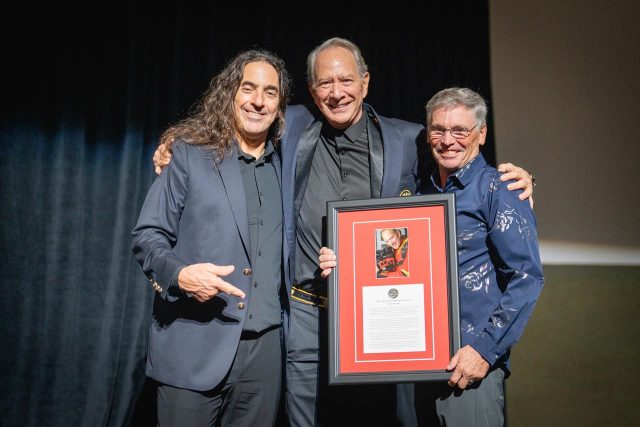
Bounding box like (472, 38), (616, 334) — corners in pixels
(243, 268), (252, 275)
(254, 283), (258, 288)
(260, 220), (263, 225)
(237, 302), (245, 310)
(249, 314), (253, 319)
(343, 173), (348, 178)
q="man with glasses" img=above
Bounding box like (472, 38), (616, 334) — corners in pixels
(320, 88), (544, 427)
(408, 88), (543, 426)
(320, 87), (543, 426)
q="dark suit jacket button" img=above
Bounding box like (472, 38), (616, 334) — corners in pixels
(242, 268), (252, 275)
(237, 302), (245, 310)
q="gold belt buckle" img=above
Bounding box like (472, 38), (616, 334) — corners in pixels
(291, 286), (327, 308)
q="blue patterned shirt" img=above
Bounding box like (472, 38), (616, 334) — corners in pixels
(423, 154), (544, 370)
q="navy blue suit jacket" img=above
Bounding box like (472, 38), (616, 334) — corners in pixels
(132, 141), (288, 391)
(280, 103), (426, 290)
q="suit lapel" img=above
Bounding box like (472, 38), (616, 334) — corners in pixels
(215, 146), (251, 263)
(272, 151), (290, 292)
(379, 115), (402, 197)
(365, 106), (384, 198)
(272, 149), (282, 189)
(293, 120), (322, 219)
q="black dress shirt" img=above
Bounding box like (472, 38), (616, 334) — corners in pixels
(295, 113), (380, 295)
(238, 141), (283, 331)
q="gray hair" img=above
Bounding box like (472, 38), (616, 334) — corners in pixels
(306, 37), (368, 86)
(425, 88), (488, 129)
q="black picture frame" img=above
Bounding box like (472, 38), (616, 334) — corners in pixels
(326, 194), (460, 384)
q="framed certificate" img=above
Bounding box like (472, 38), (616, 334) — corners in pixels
(326, 194), (460, 384)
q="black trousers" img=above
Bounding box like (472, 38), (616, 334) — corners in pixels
(157, 325), (282, 427)
(286, 301), (396, 426)
(413, 367), (506, 427)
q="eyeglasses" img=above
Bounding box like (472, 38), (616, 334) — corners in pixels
(428, 124), (478, 141)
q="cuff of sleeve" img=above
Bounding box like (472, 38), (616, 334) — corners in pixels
(470, 333), (505, 367)
(166, 265), (186, 297)
(157, 259), (187, 301)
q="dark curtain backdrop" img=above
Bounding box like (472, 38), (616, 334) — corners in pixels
(0, 4), (493, 426)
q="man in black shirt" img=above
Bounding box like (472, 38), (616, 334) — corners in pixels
(134, 50), (290, 426)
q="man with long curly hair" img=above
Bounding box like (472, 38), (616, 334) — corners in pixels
(132, 49), (291, 426)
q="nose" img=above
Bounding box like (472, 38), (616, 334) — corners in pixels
(442, 129), (456, 144)
(252, 91), (265, 107)
(329, 82), (343, 99)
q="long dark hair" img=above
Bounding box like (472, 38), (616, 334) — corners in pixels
(160, 49), (291, 157)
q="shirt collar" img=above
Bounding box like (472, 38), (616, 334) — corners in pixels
(322, 109), (367, 143)
(237, 139), (275, 162)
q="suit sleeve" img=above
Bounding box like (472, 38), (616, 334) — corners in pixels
(469, 174), (545, 365)
(132, 142), (190, 300)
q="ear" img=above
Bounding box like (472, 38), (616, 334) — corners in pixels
(361, 72), (370, 99)
(478, 124), (487, 146)
(308, 82), (322, 109)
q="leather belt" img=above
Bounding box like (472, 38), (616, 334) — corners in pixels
(291, 286), (327, 308)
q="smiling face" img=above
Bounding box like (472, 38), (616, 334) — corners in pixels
(429, 105), (487, 182)
(233, 61), (281, 149)
(309, 46), (370, 130)
(381, 229), (401, 250)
